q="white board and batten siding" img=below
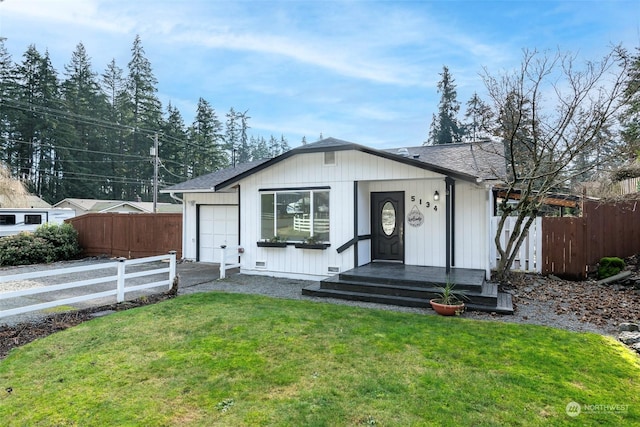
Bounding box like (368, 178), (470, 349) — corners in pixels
(454, 183), (490, 271)
(237, 149), (492, 280)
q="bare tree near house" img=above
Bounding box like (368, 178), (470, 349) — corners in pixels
(480, 47), (631, 281)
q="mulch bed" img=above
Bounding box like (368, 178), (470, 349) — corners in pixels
(506, 273), (640, 327)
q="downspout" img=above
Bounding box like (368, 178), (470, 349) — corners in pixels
(170, 192), (186, 260)
(169, 192), (183, 204)
(445, 177), (455, 275)
(353, 181), (359, 268)
(450, 178), (455, 268)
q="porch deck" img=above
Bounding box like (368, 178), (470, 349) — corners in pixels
(339, 263), (486, 289)
(302, 263), (513, 314)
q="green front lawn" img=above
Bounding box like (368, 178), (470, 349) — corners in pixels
(0, 292), (638, 426)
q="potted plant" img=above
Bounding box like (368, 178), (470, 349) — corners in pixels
(257, 235), (288, 247)
(294, 235), (329, 250)
(430, 280), (466, 316)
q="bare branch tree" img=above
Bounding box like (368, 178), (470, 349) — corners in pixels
(481, 47), (630, 280)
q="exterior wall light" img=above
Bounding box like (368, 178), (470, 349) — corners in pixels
(433, 191), (440, 201)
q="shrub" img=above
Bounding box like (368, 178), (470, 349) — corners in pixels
(0, 233), (55, 266)
(597, 257), (625, 279)
(34, 223), (82, 260)
(0, 223), (82, 267)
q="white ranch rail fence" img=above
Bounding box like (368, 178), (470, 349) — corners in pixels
(293, 216), (330, 233)
(490, 216), (542, 273)
(219, 245), (243, 279)
(0, 252), (177, 319)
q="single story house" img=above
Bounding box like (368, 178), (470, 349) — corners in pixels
(0, 194), (51, 209)
(53, 198), (182, 216)
(162, 138), (505, 282)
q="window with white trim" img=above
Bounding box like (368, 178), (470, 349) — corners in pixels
(260, 190), (330, 242)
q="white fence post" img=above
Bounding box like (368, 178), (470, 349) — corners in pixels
(220, 245), (227, 279)
(168, 250), (177, 289)
(116, 257), (127, 302)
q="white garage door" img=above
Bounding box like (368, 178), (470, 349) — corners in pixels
(199, 205), (239, 263)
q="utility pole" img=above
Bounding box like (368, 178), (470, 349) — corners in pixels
(151, 133), (158, 213)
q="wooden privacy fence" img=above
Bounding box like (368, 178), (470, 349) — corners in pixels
(492, 200), (640, 279)
(542, 200), (640, 279)
(67, 213), (182, 259)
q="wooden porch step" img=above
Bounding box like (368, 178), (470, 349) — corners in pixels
(320, 277), (498, 306)
(465, 292), (514, 315)
(337, 263), (486, 292)
(302, 283), (513, 314)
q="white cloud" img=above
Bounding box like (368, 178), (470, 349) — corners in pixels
(3, 0), (135, 34)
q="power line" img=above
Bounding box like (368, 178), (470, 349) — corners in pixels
(2, 98), (231, 152)
(4, 137), (151, 160)
(24, 167), (178, 186)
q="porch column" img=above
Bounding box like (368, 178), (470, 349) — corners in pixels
(445, 177), (455, 274)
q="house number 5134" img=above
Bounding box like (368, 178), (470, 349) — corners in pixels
(411, 195), (437, 211)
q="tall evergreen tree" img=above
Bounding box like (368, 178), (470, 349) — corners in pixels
(160, 102), (187, 194)
(268, 135), (279, 157)
(463, 92), (493, 142)
(278, 134), (290, 155)
(250, 135), (270, 160)
(620, 48), (640, 160)
(12, 46), (65, 201)
(225, 107), (240, 165)
(188, 98), (226, 177)
(427, 66), (463, 145)
(60, 42), (109, 199)
(101, 58), (130, 199)
(0, 40), (17, 158)
(236, 110), (252, 164)
(124, 35), (162, 200)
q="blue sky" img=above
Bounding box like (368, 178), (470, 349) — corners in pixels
(1, 0), (638, 149)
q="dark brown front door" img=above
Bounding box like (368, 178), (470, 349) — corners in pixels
(371, 192), (404, 262)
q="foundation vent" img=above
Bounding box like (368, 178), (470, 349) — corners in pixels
(255, 261), (266, 268)
(328, 266), (340, 273)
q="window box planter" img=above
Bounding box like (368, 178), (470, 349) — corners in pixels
(257, 241), (288, 248)
(294, 243), (330, 250)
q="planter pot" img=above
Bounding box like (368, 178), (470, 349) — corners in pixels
(257, 241), (288, 248)
(294, 243), (330, 250)
(429, 299), (465, 316)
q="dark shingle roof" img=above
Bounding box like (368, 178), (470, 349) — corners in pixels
(385, 140), (505, 181)
(162, 138), (505, 193)
(161, 159), (269, 193)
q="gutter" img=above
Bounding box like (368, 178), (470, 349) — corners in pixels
(169, 192), (186, 261)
